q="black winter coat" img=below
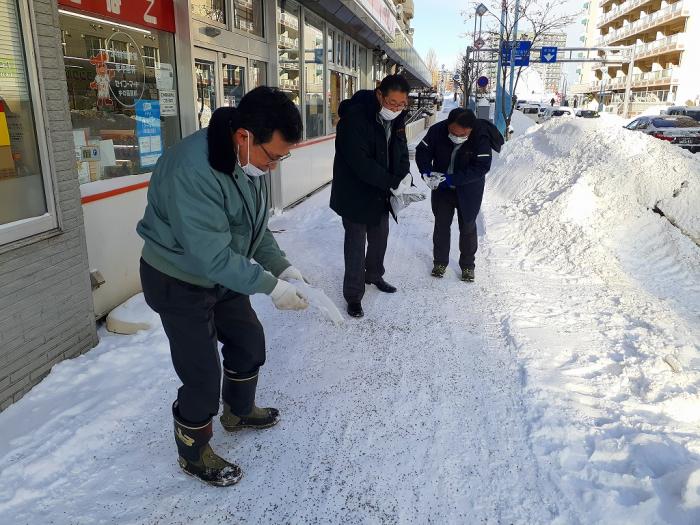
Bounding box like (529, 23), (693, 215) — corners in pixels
(330, 90), (410, 225)
(415, 119), (493, 187)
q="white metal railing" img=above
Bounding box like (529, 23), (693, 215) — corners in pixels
(597, 1), (687, 45)
(598, 0), (651, 28)
(633, 33), (684, 59)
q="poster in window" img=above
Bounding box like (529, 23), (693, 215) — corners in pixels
(136, 100), (162, 168)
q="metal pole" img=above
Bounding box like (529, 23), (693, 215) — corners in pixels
(622, 46), (636, 117)
(494, 1), (507, 134)
(508, 0), (520, 111)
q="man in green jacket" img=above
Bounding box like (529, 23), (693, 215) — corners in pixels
(137, 87), (307, 487)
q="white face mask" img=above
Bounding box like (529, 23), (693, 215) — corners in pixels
(379, 106), (402, 121)
(237, 130), (268, 178)
(449, 133), (469, 145)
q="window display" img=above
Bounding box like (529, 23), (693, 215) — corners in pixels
(0, 0), (48, 226)
(234, 0), (264, 37)
(60, 10), (180, 182)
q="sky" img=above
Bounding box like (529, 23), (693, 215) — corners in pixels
(411, 0), (585, 79)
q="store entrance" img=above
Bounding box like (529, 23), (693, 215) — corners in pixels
(193, 49), (247, 129)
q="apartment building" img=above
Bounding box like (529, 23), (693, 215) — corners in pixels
(573, 0), (700, 113)
(393, 0), (415, 44)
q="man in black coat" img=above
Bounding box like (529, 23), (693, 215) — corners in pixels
(416, 108), (493, 282)
(330, 75), (411, 318)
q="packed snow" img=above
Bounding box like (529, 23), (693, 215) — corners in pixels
(0, 102), (698, 524)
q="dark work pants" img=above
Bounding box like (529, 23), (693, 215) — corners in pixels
(342, 212), (389, 303)
(140, 260), (265, 424)
(431, 189), (477, 270)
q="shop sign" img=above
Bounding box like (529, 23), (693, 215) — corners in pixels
(57, 0), (176, 33)
(159, 89), (178, 117)
(136, 100), (162, 168)
(355, 0), (398, 38)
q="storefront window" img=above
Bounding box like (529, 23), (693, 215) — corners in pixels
(234, 0), (264, 38)
(223, 64), (246, 108)
(251, 60), (267, 88)
(0, 0), (48, 228)
(195, 59), (216, 129)
(345, 75), (356, 100)
(277, 0), (300, 110)
(336, 35), (343, 67)
(329, 70), (342, 133)
(192, 0), (226, 25)
(60, 11), (181, 182)
(327, 30), (334, 64)
(352, 44), (357, 70)
(304, 13), (324, 139)
(345, 40), (351, 69)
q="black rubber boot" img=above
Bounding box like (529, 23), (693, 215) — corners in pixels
(220, 370), (280, 432)
(173, 402), (242, 487)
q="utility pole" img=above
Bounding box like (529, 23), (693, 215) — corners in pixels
(494, 0), (507, 134)
(508, 0), (521, 116)
(622, 46), (636, 117)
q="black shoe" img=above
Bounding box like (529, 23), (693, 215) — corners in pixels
(431, 264), (447, 278)
(347, 302), (364, 318)
(461, 268), (475, 282)
(173, 403), (242, 487)
(365, 278), (397, 293)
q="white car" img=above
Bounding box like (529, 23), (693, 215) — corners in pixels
(537, 106), (574, 124)
(521, 105), (540, 121)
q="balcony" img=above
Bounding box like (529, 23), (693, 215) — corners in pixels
(597, 1), (689, 46)
(633, 33), (684, 61)
(631, 67), (679, 87)
(597, 0), (653, 29)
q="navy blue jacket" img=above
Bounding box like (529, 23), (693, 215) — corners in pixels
(415, 119), (493, 188)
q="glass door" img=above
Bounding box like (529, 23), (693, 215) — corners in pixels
(194, 49), (249, 129)
(222, 55), (246, 108)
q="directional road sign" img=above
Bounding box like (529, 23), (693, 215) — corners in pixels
(501, 40), (531, 66)
(540, 46), (558, 63)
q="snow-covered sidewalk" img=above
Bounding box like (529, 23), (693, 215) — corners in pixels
(0, 106), (698, 524)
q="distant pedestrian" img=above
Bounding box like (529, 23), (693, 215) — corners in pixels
(330, 74), (411, 318)
(416, 108), (498, 282)
(550, 97), (556, 107)
(137, 87), (309, 487)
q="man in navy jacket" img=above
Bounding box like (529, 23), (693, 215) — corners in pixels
(415, 109), (492, 281)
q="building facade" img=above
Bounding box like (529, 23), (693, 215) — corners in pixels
(1, 0), (431, 410)
(572, 0), (700, 113)
(0, 0), (98, 410)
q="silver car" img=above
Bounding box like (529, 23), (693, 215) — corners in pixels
(624, 115), (700, 153)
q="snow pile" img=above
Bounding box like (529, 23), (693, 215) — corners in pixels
(482, 117), (700, 523)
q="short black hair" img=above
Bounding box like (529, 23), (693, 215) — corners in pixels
(237, 86), (303, 144)
(447, 107), (466, 124)
(377, 74), (411, 96)
(455, 109), (477, 129)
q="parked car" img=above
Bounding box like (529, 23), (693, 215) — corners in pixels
(521, 105), (540, 121)
(666, 106), (700, 122)
(624, 115), (700, 153)
(575, 110), (600, 118)
(537, 106), (574, 124)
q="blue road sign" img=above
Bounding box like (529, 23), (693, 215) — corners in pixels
(540, 46), (558, 63)
(501, 40), (531, 67)
(477, 76), (489, 88)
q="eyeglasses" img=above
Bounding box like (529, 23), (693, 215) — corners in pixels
(259, 143), (292, 167)
(381, 94), (407, 111)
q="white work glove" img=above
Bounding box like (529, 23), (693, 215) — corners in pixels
(422, 172), (445, 191)
(269, 280), (308, 311)
(278, 266), (306, 283)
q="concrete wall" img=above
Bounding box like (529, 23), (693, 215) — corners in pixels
(0, 0), (97, 411)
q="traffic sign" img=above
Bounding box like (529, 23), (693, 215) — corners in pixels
(540, 46), (558, 63)
(453, 74), (461, 81)
(477, 76), (489, 88)
(474, 37), (485, 50)
(501, 40), (531, 66)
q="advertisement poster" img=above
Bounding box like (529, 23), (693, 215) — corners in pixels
(158, 90), (178, 116)
(135, 99), (162, 168)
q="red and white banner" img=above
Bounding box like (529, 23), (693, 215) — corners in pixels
(57, 0), (176, 33)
